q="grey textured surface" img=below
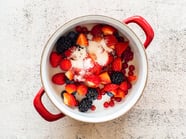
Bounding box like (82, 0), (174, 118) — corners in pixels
(0, 0), (186, 138)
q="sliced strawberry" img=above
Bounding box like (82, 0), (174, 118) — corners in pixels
(103, 83), (119, 92)
(65, 84), (77, 94)
(77, 84), (88, 96)
(115, 89), (125, 98)
(90, 24), (103, 36)
(99, 72), (111, 84)
(128, 75), (137, 82)
(104, 35), (118, 49)
(89, 63), (102, 75)
(63, 92), (77, 107)
(112, 57), (122, 71)
(85, 74), (101, 88)
(60, 59), (72, 71)
(76, 33), (88, 46)
(115, 42), (129, 57)
(105, 53), (114, 66)
(102, 25), (116, 35)
(92, 36), (102, 42)
(65, 70), (74, 80)
(52, 73), (65, 85)
(49, 52), (62, 67)
(119, 81), (128, 91)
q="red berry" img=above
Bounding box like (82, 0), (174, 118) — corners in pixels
(91, 105), (96, 111)
(75, 26), (82, 33)
(114, 97), (122, 102)
(81, 26), (89, 34)
(125, 91), (128, 95)
(129, 65), (135, 71)
(122, 62), (128, 69)
(103, 102), (109, 108)
(127, 82), (132, 89)
(97, 94), (102, 100)
(60, 59), (72, 71)
(49, 52), (62, 67)
(128, 71), (134, 76)
(52, 73), (65, 85)
(120, 81), (128, 91)
(109, 100), (115, 107)
(90, 24), (103, 36)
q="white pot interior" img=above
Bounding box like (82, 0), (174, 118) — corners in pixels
(41, 15), (148, 123)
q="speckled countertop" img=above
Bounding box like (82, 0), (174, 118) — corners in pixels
(0, 0), (186, 139)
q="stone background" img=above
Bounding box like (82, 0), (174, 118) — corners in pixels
(0, 0), (186, 138)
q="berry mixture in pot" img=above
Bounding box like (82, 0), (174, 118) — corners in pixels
(49, 24), (137, 112)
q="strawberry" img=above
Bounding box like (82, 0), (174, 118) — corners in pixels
(49, 52), (62, 67)
(85, 74), (101, 88)
(90, 24), (103, 36)
(119, 81), (128, 91)
(112, 57), (122, 71)
(65, 84), (77, 94)
(99, 72), (111, 84)
(104, 35), (118, 49)
(103, 83), (119, 92)
(102, 25), (116, 35)
(115, 42), (129, 57)
(92, 36), (102, 42)
(65, 70), (74, 80)
(128, 75), (137, 82)
(52, 73), (65, 85)
(105, 53), (114, 66)
(77, 84), (88, 96)
(89, 63), (102, 75)
(63, 92), (77, 107)
(60, 59), (72, 71)
(76, 33), (88, 46)
(115, 89), (125, 98)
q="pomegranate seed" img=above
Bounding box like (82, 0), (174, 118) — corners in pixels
(122, 62), (128, 69)
(91, 105), (96, 111)
(129, 54), (134, 61)
(81, 27), (89, 34)
(109, 100), (115, 107)
(129, 65), (135, 71)
(127, 82), (132, 89)
(128, 71), (134, 76)
(75, 26), (82, 33)
(110, 96), (115, 101)
(103, 102), (109, 108)
(122, 69), (126, 75)
(97, 94), (102, 100)
(114, 97), (122, 102)
(125, 91), (128, 95)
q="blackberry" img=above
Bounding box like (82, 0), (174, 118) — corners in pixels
(66, 31), (78, 45)
(78, 98), (92, 112)
(110, 71), (126, 85)
(56, 36), (72, 54)
(86, 88), (98, 100)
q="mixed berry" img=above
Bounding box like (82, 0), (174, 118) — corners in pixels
(49, 24), (137, 112)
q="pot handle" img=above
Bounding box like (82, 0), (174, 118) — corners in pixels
(123, 16), (154, 48)
(33, 88), (65, 122)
